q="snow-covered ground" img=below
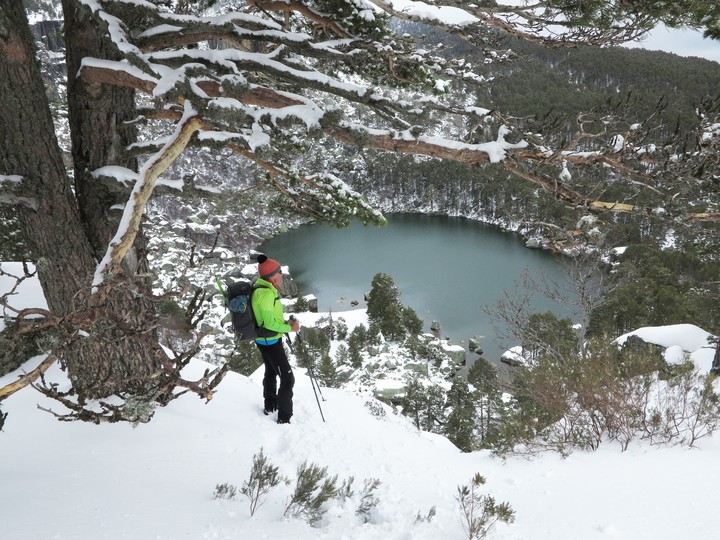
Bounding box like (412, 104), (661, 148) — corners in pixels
(2, 266), (720, 540)
(3, 339), (720, 540)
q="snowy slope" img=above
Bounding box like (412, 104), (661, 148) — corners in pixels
(3, 263), (720, 540)
(3, 346), (720, 540)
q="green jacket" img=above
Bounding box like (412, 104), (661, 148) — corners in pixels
(251, 278), (291, 341)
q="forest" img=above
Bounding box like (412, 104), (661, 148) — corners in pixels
(1, 1), (719, 452)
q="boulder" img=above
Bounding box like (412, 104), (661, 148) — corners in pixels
(525, 237), (542, 249)
(468, 335), (484, 352)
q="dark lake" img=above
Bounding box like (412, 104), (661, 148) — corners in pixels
(261, 213), (577, 362)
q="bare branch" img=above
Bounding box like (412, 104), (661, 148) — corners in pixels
(0, 355), (57, 401)
(93, 104), (203, 290)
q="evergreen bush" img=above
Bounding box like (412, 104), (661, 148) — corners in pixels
(240, 448), (286, 517)
(355, 478), (381, 523)
(294, 294), (309, 312)
(334, 317), (348, 341)
(456, 473), (515, 539)
(284, 461), (339, 525)
(213, 482), (238, 501)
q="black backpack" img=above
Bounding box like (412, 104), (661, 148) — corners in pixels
(224, 281), (274, 341)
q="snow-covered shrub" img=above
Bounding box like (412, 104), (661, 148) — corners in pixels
(496, 336), (720, 454)
(414, 506), (437, 523)
(642, 371), (720, 448)
(213, 482), (237, 501)
(355, 477), (381, 523)
(364, 399), (387, 419)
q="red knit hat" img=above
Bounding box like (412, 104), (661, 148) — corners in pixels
(257, 254), (281, 279)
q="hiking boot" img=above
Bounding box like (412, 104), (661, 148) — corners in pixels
(277, 416), (291, 424)
(263, 403), (277, 416)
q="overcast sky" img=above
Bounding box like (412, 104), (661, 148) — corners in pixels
(624, 25), (720, 63)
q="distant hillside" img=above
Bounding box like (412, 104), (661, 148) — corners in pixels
(488, 38), (720, 134)
(397, 19), (720, 136)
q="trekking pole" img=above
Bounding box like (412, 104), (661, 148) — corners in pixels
(297, 333), (326, 402)
(286, 317), (323, 394)
(285, 318), (326, 422)
(290, 320), (326, 402)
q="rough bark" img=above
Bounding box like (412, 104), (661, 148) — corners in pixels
(60, 0), (166, 398)
(1, 1), (163, 399)
(0, 1), (95, 313)
(62, 0), (144, 268)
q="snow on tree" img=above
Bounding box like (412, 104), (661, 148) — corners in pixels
(1, 0), (719, 424)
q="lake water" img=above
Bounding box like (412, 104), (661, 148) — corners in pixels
(260, 213), (576, 362)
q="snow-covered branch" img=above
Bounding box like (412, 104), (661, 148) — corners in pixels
(227, 142), (386, 225)
(75, 0), (720, 228)
(368, 0), (687, 47)
(92, 102), (203, 291)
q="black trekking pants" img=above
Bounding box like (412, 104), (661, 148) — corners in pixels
(257, 340), (294, 421)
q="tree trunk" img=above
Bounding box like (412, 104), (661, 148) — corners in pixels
(1, 2), (163, 399)
(62, 0), (148, 272)
(0, 1), (95, 312)
(61, 0), (166, 398)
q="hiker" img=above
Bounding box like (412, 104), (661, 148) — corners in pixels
(253, 254), (301, 424)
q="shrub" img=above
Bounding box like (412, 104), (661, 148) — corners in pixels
(284, 461), (338, 525)
(240, 448), (285, 516)
(294, 295), (309, 312)
(494, 337), (720, 454)
(336, 476), (382, 523)
(642, 370), (720, 448)
(213, 482), (238, 501)
(415, 506), (437, 523)
(456, 473), (515, 539)
(355, 478), (381, 523)
(364, 399), (387, 419)
(334, 317), (348, 341)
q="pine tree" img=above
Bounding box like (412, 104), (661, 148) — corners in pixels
(348, 324), (369, 368)
(366, 273), (401, 324)
(468, 358), (502, 443)
(227, 341), (263, 376)
(445, 378), (478, 452)
(367, 273), (406, 342)
(402, 306), (424, 336)
(317, 352), (339, 388)
(334, 343), (350, 367)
